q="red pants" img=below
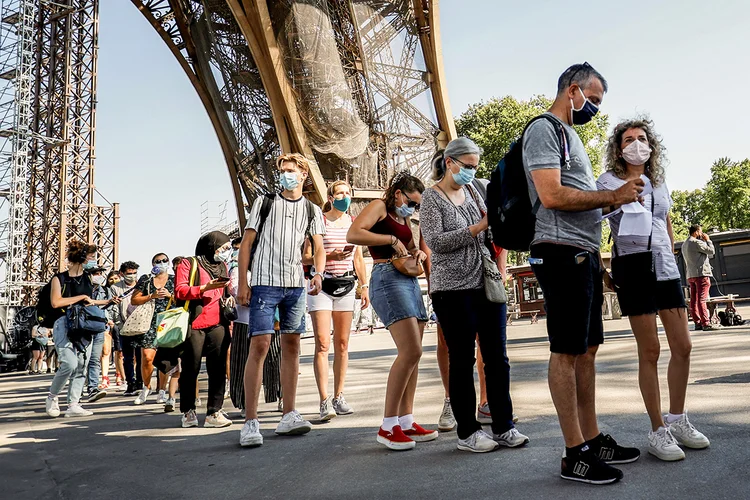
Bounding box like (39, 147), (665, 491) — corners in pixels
(688, 276), (711, 326)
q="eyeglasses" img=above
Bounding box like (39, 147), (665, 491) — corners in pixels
(402, 192), (420, 210)
(153, 258), (169, 264)
(449, 157), (478, 170)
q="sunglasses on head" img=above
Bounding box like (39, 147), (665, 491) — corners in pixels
(402, 192), (420, 210)
(153, 258), (169, 264)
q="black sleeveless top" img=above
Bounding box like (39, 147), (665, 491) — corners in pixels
(60, 271), (94, 298)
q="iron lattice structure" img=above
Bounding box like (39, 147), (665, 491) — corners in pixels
(0, 0), (118, 311)
(132, 0), (456, 221)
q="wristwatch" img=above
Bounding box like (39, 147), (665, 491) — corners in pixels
(310, 270), (321, 279)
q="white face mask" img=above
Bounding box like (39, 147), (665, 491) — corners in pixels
(622, 140), (651, 165)
(92, 275), (106, 286)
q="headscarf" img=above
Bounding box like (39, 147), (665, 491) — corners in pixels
(195, 230), (230, 279)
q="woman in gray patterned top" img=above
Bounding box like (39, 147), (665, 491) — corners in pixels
(599, 118), (709, 462)
(421, 137), (528, 453)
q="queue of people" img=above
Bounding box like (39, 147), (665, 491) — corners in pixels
(35, 62), (713, 487)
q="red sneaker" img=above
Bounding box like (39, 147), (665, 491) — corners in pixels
(377, 425), (416, 451)
(403, 422), (439, 442)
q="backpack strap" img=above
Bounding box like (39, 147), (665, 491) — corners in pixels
(249, 193), (276, 266)
(304, 199), (318, 255)
(522, 114), (571, 214)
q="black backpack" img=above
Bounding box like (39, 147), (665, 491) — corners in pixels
(251, 193), (318, 263)
(36, 273), (66, 328)
(486, 114), (569, 251)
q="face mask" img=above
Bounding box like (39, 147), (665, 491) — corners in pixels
(91, 275), (105, 286)
(395, 203), (415, 219)
(83, 260), (97, 271)
(152, 263), (170, 275)
(214, 248), (232, 263)
(621, 140), (652, 165)
(280, 172), (300, 191)
(123, 274), (137, 284)
(332, 196), (351, 212)
(231, 249), (239, 261)
(570, 87), (599, 125)
(451, 164), (476, 186)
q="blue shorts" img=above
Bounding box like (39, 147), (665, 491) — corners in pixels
(369, 263), (428, 329)
(249, 286), (306, 336)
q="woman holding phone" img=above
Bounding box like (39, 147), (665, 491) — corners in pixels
(303, 180), (369, 421)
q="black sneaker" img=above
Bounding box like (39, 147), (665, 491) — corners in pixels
(86, 388), (108, 403)
(561, 447), (623, 485)
(589, 433), (641, 464)
(694, 324), (703, 331)
(123, 387), (138, 397)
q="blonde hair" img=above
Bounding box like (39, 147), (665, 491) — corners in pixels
(276, 153), (310, 174)
(605, 117), (666, 186)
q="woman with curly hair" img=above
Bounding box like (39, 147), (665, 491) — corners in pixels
(597, 118), (709, 461)
(347, 171), (437, 450)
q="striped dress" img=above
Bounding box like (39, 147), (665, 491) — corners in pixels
(321, 215), (355, 277)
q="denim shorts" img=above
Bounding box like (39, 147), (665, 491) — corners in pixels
(369, 263), (428, 328)
(249, 286), (306, 336)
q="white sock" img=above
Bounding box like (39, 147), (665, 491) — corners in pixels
(382, 416), (399, 432)
(666, 413), (684, 424)
(399, 414), (414, 431)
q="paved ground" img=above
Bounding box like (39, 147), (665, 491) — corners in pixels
(2, 312), (750, 500)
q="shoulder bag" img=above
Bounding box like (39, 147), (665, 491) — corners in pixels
(155, 258), (198, 348)
(611, 195), (657, 291)
(389, 255), (424, 277)
(465, 185), (507, 304)
(120, 279), (155, 337)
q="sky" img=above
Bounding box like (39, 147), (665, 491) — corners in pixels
(95, 1), (750, 271)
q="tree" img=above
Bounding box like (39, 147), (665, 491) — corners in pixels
(701, 157), (750, 231)
(670, 189), (705, 241)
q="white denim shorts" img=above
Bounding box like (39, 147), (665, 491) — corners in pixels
(307, 287), (356, 313)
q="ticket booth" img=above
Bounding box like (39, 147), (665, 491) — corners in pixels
(509, 265), (546, 318)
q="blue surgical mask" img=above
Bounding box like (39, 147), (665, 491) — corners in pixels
(152, 263), (170, 275)
(395, 203), (415, 218)
(214, 249), (232, 263)
(280, 172), (299, 191)
(570, 87), (599, 125)
(83, 260), (97, 271)
(231, 249), (239, 261)
(332, 196), (351, 212)
(451, 165), (476, 186)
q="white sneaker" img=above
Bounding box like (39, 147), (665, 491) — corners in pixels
(667, 413), (710, 449)
(156, 390), (166, 404)
(477, 402), (492, 424)
(438, 398), (456, 432)
(205, 410), (232, 428)
(493, 428), (530, 448)
(65, 404), (93, 418)
(319, 396), (336, 421)
(457, 429), (499, 453)
(648, 427), (685, 461)
(240, 419), (263, 447)
(182, 409), (198, 428)
(46, 395), (60, 418)
(134, 387), (150, 405)
(195, 397), (202, 408)
(275, 410), (312, 435)
(164, 397), (176, 413)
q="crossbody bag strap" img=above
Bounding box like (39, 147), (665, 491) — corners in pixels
(183, 257), (198, 312)
(614, 188), (657, 256)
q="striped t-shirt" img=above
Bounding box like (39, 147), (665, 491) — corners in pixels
(320, 215), (354, 276)
(246, 194), (325, 288)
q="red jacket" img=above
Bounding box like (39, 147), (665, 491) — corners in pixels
(174, 258), (225, 330)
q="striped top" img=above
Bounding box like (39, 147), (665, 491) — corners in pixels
(597, 171), (679, 281)
(246, 193), (326, 288)
(321, 214), (354, 276)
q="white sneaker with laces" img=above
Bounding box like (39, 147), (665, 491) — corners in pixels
(134, 387), (150, 405)
(205, 410), (232, 428)
(648, 427), (685, 461)
(667, 413), (710, 449)
(493, 428), (530, 448)
(65, 404), (93, 418)
(181, 409), (198, 428)
(457, 429), (499, 453)
(156, 390), (166, 404)
(46, 395), (60, 418)
(275, 410), (312, 435)
(438, 398), (456, 432)
(319, 396), (336, 421)
(164, 397), (176, 413)
(240, 419), (263, 447)
(332, 394), (354, 415)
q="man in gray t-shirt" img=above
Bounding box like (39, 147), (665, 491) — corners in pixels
(523, 63), (645, 484)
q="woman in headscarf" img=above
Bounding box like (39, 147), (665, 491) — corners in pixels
(174, 231), (233, 429)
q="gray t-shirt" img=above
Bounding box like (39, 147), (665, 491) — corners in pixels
(522, 112), (602, 253)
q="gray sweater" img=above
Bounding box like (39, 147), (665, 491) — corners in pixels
(682, 236), (715, 279)
(420, 186), (485, 293)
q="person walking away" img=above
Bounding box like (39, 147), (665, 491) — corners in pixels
(85, 266), (113, 402)
(302, 180), (370, 420)
(422, 138), (529, 453)
(347, 172), (437, 450)
(598, 119), (709, 461)
(129, 253), (174, 405)
(45, 240), (120, 418)
(111, 261), (142, 396)
(175, 231), (234, 428)
(523, 63), (641, 484)
(682, 225), (717, 331)
(236, 153), (326, 447)
(29, 324), (47, 374)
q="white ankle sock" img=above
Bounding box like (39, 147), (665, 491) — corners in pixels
(398, 414), (414, 431)
(382, 416), (399, 432)
(666, 413), (684, 424)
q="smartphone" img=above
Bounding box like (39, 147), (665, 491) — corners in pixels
(215, 276), (231, 283)
(574, 251), (588, 265)
(343, 245), (355, 253)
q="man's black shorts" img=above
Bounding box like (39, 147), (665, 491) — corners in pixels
(530, 243), (604, 355)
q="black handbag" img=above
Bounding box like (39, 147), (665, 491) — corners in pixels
(611, 195), (656, 290)
(321, 274), (357, 298)
(221, 288), (238, 322)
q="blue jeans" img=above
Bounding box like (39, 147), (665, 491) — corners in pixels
(48, 317), (93, 405)
(86, 330), (106, 392)
(249, 286), (305, 336)
(369, 263), (428, 328)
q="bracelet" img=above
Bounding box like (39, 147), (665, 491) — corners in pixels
(360, 284), (369, 288)
(391, 235), (397, 246)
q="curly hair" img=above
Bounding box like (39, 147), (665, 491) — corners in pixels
(119, 260), (139, 273)
(383, 171), (425, 212)
(605, 117), (666, 186)
(66, 239), (97, 264)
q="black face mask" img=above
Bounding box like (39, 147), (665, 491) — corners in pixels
(570, 88), (599, 125)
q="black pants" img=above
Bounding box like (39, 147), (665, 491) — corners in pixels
(432, 288), (514, 440)
(229, 325), (283, 409)
(121, 335), (142, 389)
(180, 324), (229, 415)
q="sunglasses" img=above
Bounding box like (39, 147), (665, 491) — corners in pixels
(567, 61), (593, 88)
(402, 192), (420, 210)
(153, 258), (169, 264)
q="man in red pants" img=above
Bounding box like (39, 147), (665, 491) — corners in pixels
(682, 225), (717, 331)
